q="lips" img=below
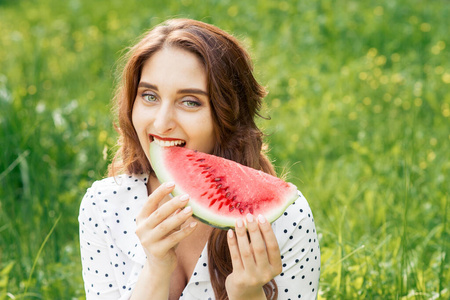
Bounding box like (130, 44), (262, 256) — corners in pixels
(149, 134), (186, 147)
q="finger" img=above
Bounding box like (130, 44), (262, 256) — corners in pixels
(158, 220), (198, 251)
(245, 213), (270, 267)
(137, 182), (175, 223)
(152, 205), (194, 240)
(227, 229), (243, 271)
(146, 194), (190, 229)
(257, 214), (282, 271)
(235, 217), (256, 271)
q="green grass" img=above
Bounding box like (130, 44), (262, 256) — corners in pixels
(1, 0), (448, 299)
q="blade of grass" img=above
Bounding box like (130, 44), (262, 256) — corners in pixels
(321, 244), (366, 275)
(0, 150), (30, 182)
(23, 214), (61, 295)
(438, 194), (448, 298)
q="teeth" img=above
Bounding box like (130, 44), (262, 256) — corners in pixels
(153, 137), (185, 147)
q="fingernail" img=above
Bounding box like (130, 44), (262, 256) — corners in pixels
(236, 218), (243, 228)
(246, 213), (254, 223)
(227, 229), (234, 238)
(180, 194), (189, 202)
(165, 181), (175, 188)
(258, 214), (266, 224)
(183, 206), (192, 214)
(190, 221), (197, 228)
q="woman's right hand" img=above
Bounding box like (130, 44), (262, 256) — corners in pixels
(135, 181), (198, 273)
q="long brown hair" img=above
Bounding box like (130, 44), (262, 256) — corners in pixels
(110, 18), (278, 299)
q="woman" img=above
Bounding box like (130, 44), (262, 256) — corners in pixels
(79, 18), (320, 299)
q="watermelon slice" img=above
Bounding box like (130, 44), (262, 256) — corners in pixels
(149, 143), (298, 229)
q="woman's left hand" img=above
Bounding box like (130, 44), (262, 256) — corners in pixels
(225, 213), (282, 300)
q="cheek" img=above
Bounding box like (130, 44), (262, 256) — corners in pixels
(131, 103), (145, 134)
(201, 117), (217, 152)
(131, 105), (148, 148)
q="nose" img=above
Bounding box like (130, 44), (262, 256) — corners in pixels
(153, 102), (176, 134)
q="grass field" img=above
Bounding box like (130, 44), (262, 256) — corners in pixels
(0, 0), (448, 299)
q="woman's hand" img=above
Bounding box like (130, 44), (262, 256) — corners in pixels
(135, 182), (197, 273)
(225, 213), (283, 300)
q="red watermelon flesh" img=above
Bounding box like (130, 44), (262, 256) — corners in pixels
(149, 142), (298, 229)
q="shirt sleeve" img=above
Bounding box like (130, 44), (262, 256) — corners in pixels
(79, 182), (123, 299)
(273, 192), (321, 300)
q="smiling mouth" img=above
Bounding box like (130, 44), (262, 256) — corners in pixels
(150, 135), (186, 147)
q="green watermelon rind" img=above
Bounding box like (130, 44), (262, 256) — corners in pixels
(149, 143), (299, 229)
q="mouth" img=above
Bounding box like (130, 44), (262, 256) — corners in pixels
(150, 135), (186, 147)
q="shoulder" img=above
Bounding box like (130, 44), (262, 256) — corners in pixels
(273, 191), (321, 300)
(87, 173), (148, 195)
(272, 190), (318, 250)
(79, 173), (149, 219)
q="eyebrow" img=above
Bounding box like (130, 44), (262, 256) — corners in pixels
(137, 82), (209, 97)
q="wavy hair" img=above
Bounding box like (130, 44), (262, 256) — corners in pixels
(109, 18), (278, 299)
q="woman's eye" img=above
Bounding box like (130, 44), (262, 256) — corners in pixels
(182, 99), (201, 108)
(143, 94), (157, 102)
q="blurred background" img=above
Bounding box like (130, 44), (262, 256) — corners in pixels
(0, 0), (448, 299)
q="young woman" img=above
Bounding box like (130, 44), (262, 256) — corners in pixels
(79, 18), (320, 300)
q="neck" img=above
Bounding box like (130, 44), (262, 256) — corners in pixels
(147, 174), (162, 195)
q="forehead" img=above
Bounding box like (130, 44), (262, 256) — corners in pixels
(140, 47), (207, 89)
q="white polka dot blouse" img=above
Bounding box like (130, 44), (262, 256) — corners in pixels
(79, 173), (320, 299)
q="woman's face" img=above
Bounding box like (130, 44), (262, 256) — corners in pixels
(132, 46), (216, 164)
